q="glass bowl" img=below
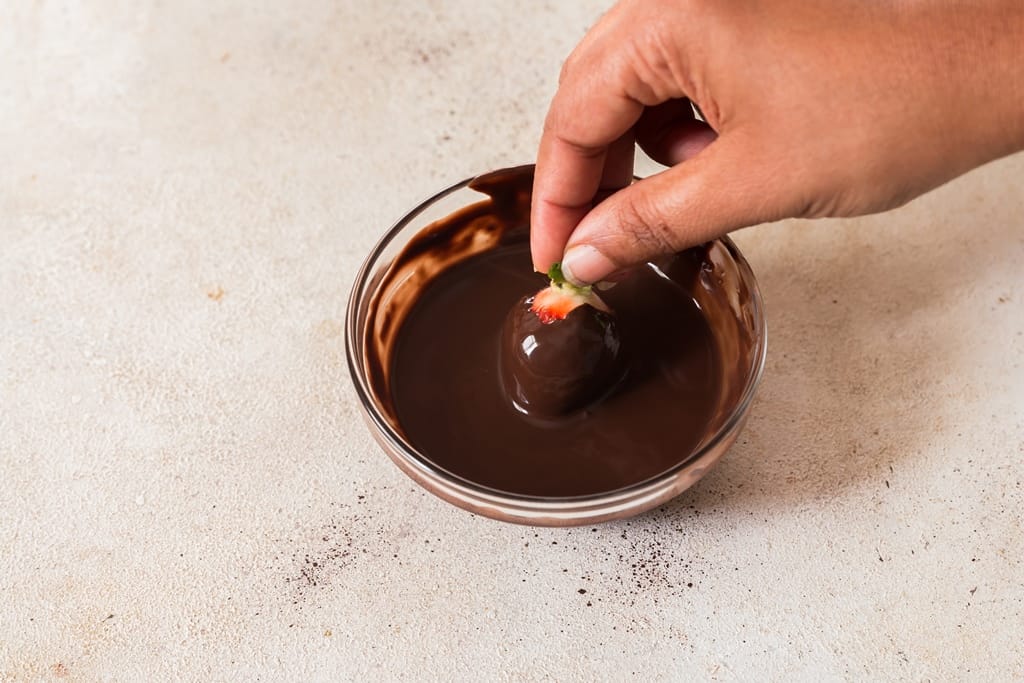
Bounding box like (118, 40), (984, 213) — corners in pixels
(345, 166), (767, 526)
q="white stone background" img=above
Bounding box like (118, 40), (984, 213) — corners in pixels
(1, 1), (1022, 680)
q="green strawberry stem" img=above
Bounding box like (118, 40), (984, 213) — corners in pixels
(548, 261), (590, 295)
(545, 261), (610, 313)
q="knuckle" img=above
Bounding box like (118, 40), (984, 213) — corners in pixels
(558, 43), (586, 85)
(620, 26), (689, 105)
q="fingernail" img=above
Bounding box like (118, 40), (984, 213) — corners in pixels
(561, 245), (615, 286)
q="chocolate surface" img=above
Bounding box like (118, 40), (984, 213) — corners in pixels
(500, 296), (624, 417)
(366, 166), (758, 498)
(390, 244), (719, 496)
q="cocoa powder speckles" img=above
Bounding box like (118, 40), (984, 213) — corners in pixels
(275, 495), (386, 610)
(289, 525), (354, 589)
(275, 489), (714, 637)
(509, 502), (715, 627)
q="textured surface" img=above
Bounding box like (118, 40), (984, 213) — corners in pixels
(1, 1), (1022, 680)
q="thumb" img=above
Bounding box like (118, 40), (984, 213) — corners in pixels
(559, 135), (787, 285)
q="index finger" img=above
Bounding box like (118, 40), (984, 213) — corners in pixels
(530, 68), (644, 272)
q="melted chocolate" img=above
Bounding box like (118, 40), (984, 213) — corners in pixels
(365, 166), (758, 498)
(390, 244), (719, 496)
(500, 296), (624, 417)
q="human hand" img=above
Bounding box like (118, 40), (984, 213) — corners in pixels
(531, 0), (1024, 284)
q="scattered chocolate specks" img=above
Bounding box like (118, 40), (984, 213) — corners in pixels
(279, 502), (366, 607)
(508, 503), (709, 626)
(289, 529), (354, 590)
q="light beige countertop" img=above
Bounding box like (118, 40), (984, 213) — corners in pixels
(2, 1), (1022, 680)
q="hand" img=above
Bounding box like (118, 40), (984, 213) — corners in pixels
(531, 0), (1024, 284)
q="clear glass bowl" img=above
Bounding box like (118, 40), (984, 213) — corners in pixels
(345, 167), (767, 526)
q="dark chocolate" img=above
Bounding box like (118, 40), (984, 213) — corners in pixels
(500, 297), (624, 418)
(366, 166), (756, 498)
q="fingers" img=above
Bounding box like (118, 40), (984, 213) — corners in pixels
(559, 134), (786, 285)
(530, 3), (705, 273)
(646, 120), (718, 166)
(530, 56), (646, 272)
(636, 100), (719, 166)
(530, 131), (635, 274)
(530, 136), (608, 273)
(598, 132), (636, 197)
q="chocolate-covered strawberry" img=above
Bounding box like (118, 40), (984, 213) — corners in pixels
(500, 264), (624, 417)
(527, 263), (611, 323)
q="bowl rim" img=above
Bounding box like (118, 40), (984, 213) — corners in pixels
(345, 169), (768, 506)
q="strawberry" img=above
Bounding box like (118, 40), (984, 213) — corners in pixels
(501, 263), (623, 417)
(529, 263), (611, 324)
